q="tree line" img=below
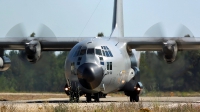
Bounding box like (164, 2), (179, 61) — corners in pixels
(0, 50), (200, 92)
(0, 51), (67, 92)
(140, 50), (200, 92)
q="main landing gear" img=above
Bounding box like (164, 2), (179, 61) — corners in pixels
(130, 92), (139, 102)
(125, 89), (140, 102)
(124, 83), (143, 102)
(124, 90), (140, 102)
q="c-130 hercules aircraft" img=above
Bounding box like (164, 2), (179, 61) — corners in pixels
(1, 0), (200, 102)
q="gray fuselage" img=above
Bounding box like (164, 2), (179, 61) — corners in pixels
(65, 37), (137, 94)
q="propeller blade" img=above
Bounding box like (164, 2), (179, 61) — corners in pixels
(6, 23), (27, 37)
(175, 24), (194, 37)
(144, 22), (166, 37)
(37, 24), (56, 37)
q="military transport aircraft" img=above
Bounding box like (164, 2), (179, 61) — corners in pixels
(1, 0), (200, 102)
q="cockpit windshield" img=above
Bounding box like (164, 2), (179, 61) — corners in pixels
(79, 49), (86, 55)
(73, 46), (113, 57)
(73, 46), (81, 57)
(87, 48), (94, 54)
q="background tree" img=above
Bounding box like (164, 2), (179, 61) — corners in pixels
(97, 32), (104, 37)
(30, 32), (35, 37)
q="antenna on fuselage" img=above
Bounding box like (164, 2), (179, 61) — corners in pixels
(79, 0), (102, 37)
(110, 0), (124, 37)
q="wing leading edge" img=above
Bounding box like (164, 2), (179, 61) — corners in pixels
(122, 37), (200, 51)
(0, 37), (200, 51)
(0, 37), (90, 51)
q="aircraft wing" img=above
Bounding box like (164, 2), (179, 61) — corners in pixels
(123, 37), (200, 51)
(0, 37), (90, 51)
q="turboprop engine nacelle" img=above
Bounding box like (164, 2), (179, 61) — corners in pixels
(25, 40), (41, 63)
(162, 40), (178, 63)
(0, 56), (11, 71)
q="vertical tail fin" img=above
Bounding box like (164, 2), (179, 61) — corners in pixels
(110, 0), (124, 37)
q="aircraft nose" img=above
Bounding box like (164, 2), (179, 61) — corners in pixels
(77, 63), (103, 89)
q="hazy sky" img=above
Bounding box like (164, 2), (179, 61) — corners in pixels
(0, 0), (200, 37)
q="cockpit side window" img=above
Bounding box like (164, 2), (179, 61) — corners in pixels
(79, 49), (86, 55)
(87, 48), (94, 54)
(95, 49), (102, 55)
(102, 50), (105, 56)
(108, 51), (113, 57)
(101, 46), (113, 57)
(73, 46), (81, 57)
(105, 51), (110, 57)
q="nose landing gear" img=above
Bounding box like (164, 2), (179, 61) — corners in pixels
(65, 83), (106, 103)
(69, 91), (80, 102)
(86, 93), (99, 102)
(64, 83), (80, 102)
(85, 92), (105, 102)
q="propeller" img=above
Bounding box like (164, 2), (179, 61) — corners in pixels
(6, 23), (56, 37)
(143, 23), (194, 89)
(143, 22), (194, 62)
(144, 22), (194, 37)
(5, 23), (56, 61)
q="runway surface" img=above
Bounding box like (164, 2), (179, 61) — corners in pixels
(0, 95), (200, 111)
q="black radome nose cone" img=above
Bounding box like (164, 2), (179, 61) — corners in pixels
(77, 63), (103, 89)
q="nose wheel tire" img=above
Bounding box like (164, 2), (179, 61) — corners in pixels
(69, 88), (80, 102)
(69, 93), (79, 102)
(86, 93), (100, 102)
